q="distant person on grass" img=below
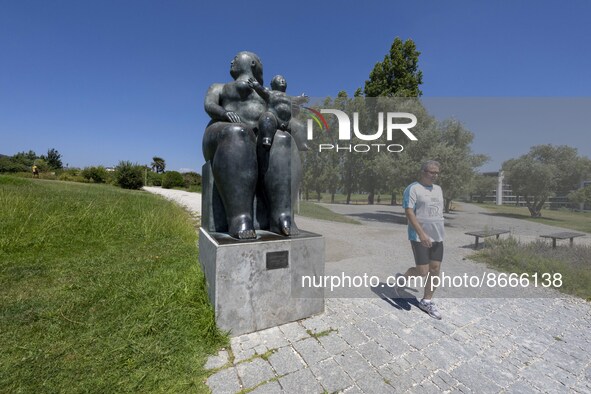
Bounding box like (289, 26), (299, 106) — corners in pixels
(396, 160), (444, 319)
(32, 165), (39, 178)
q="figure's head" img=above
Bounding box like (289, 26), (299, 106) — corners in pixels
(420, 160), (440, 185)
(271, 75), (287, 92)
(230, 51), (263, 84)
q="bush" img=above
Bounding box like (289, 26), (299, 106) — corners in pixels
(114, 161), (144, 190)
(182, 171), (202, 188)
(147, 171), (163, 186)
(59, 173), (87, 183)
(0, 157), (28, 173)
(61, 167), (82, 176)
(33, 158), (50, 173)
(473, 237), (591, 300)
(162, 171), (185, 189)
(82, 166), (109, 183)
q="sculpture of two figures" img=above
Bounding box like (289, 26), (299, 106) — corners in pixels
(202, 51), (308, 239)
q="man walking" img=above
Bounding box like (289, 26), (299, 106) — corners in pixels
(398, 160), (444, 319)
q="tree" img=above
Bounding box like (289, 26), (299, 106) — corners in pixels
(430, 120), (489, 212)
(0, 156), (27, 172)
(503, 145), (591, 217)
(151, 157), (166, 173)
(12, 150), (38, 167)
(471, 174), (498, 203)
(568, 184), (591, 209)
(364, 37), (423, 98)
(360, 37), (424, 203)
(46, 148), (63, 170)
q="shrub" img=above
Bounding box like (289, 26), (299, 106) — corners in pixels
(33, 158), (50, 173)
(147, 171), (163, 186)
(59, 173), (87, 183)
(0, 157), (28, 173)
(182, 171), (202, 188)
(162, 171), (185, 189)
(82, 166), (109, 183)
(62, 167), (81, 176)
(114, 161), (144, 190)
(473, 237), (591, 300)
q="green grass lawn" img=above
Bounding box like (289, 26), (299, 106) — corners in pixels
(0, 175), (226, 392)
(475, 203), (591, 233)
(297, 201), (361, 225)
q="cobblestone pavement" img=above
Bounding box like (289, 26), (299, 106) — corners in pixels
(142, 189), (591, 393)
(206, 297), (590, 393)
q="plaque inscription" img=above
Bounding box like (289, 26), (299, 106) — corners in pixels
(266, 251), (289, 270)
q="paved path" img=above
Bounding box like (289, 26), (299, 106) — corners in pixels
(143, 188), (591, 393)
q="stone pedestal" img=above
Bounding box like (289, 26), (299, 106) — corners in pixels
(199, 227), (325, 336)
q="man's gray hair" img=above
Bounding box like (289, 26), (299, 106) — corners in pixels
(421, 160), (441, 172)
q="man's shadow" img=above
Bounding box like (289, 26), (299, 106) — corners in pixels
(370, 282), (420, 311)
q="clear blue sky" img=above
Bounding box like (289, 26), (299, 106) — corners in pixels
(1, 0), (590, 173)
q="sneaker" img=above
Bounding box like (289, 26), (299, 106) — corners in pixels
(418, 299), (442, 320)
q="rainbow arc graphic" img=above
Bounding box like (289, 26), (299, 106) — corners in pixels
(301, 107), (330, 131)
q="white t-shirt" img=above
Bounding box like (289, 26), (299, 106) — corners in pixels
(402, 181), (445, 242)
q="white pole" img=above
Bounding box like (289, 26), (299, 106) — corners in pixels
(496, 170), (504, 205)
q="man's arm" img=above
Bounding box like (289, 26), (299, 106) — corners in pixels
(405, 208), (432, 248)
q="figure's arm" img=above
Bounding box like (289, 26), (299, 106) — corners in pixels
(247, 77), (270, 102)
(291, 93), (309, 105)
(204, 83), (241, 123)
(405, 208), (432, 248)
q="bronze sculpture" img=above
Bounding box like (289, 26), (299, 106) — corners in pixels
(203, 52), (302, 239)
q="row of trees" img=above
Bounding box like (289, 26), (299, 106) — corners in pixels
(0, 150), (202, 191)
(0, 149), (63, 173)
(503, 145), (591, 217)
(299, 38), (487, 212)
(298, 38), (591, 217)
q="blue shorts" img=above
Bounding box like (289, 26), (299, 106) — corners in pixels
(410, 241), (444, 265)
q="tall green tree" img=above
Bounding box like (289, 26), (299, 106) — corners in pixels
(360, 37), (424, 204)
(46, 148), (63, 170)
(364, 37), (423, 98)
(503, 145), (591, 217)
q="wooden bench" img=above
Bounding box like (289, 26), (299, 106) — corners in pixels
(465, 229), (510, 248)
(540, 232), (585, 248)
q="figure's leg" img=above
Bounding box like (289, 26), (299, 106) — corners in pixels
(206, 123), (258, 239)
(288, 119), (310, 151)
(259, 112), (278, 148)
(264, 130), (301, 236)
(423, 260), (441, 300)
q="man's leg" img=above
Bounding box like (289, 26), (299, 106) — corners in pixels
(423, 260), (441, 301)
